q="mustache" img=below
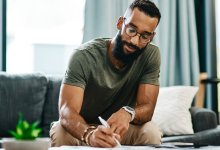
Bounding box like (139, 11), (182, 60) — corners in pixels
(123, 41), (141, 51)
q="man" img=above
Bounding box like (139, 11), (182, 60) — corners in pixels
(50, 0), (162, 148)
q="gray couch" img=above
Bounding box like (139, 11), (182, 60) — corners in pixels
(0, 72), (219, 146)
(0, 72), (62, 138)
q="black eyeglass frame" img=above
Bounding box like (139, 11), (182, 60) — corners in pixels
(123, 17), (154, 44)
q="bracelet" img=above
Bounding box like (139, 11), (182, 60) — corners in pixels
(81, 126), (96, 142)
(85, 129), (96, 146)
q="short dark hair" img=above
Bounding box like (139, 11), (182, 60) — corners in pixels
(129, 0), (161, 24)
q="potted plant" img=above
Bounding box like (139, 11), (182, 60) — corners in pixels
(2, 113), (50, 150)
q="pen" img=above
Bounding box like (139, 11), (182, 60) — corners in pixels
(98, 116), (121, 147)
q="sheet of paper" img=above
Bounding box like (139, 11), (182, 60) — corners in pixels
(49, 145), (220, 150)
(49, 145), (156, 150)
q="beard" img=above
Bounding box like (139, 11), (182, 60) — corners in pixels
(112, 31), (147, 63)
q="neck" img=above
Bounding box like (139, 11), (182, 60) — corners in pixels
(108, 40), (125, 69)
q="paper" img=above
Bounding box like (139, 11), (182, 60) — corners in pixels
(49, 145), (156, 150)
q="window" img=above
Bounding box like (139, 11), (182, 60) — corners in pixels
(6, 0), (85, 74)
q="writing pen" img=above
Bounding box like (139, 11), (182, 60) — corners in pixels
(98, 116), (121, 147)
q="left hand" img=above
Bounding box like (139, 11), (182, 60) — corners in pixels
(89, 126), (120, 147)
(107, 108), (131, 139)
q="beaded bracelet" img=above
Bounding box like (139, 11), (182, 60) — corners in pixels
(81, 126), (96, 143)
(85, 129), (96, 145)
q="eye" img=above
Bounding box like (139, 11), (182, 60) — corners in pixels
(141, 34), (151, 39)
(126, 26), (136, 34)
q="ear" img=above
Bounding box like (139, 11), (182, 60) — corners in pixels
(116, 16), (124, 30)
(149, 32), (156, 42)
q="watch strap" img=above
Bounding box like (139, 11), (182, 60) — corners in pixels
(122, 106), (135, 122)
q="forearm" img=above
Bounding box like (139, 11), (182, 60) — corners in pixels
(132, 84), (159, 125)
(132, 103), (155, 125)
(59, 104), (89, 141)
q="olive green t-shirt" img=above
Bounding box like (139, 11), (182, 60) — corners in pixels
(64, 38), (161, 124)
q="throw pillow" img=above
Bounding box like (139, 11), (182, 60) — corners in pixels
(152, 86), (198, 136)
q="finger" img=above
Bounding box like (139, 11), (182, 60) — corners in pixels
(114, 126), (121, 135)
(95, 130), (117, 147)
(96, 138), (114, 148)
(113, 133), (121, 141)
(100, 135), (117, 147)
(92, 134), (113, 148)
(115, 125), (127, 136)
(110, 124), (117, 133)
(98, 125), (114, 136)
(114, 124), (124, 135)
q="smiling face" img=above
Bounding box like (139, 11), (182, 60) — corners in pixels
(112, 8), (159, 63)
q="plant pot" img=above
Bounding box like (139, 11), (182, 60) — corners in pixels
(2, 138), (50, 150)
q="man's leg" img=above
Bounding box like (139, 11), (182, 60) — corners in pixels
(121, 121), (162, 145)
(50, 121), (86, 147)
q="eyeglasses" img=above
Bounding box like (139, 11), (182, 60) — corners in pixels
(123, 18), (153, 44)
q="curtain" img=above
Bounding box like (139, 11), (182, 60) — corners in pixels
(82, 0), (132, 43)
(0, 0), (3, 70)
(195, 0), (218, 115)
(153, 0), (200, 86)
(83, 0), (200, 87)
(0, 0), (6, 71)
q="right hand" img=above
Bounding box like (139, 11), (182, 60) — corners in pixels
(89, 125), (120, 148)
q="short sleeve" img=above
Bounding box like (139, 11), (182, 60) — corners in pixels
(139, 45), (161, 85)
(63, 51), (88, 89)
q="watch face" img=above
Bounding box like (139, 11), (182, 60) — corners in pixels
(124, 106), (134, 111)
(123, 106), (135, 113)
(126, 106), (134, 111)
(123, 106), (135, 122)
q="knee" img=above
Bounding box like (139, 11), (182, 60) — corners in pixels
(50, 121), (65, 147)
(137, 122), (162, 145)
(49, 121), (80, 147)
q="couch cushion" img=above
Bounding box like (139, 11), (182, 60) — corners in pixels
(42, 76), (62, 137)
(0, 72), (47, 137)
(152, 86), (198, 136)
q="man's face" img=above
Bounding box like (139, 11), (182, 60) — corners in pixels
(113, 8), (158, 63)
(112, 31), (146, 63)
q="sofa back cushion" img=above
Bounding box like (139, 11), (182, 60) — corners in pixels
(42, 76), (62, 137)
(152, 86), (198, 136)
(0, 72), (47, 137)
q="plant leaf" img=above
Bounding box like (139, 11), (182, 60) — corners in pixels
(31, 121), (40, 129)
(9, 113), (43, 140)
(9, 130), (21, 139)
(9, 130), (18, 138)
(31, 128), (42, 138)
(18, 112), (23, 125)
(16, 127), (23, 136)
(22, 121), (30, 130)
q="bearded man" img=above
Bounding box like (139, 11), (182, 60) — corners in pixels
(50, 0), (162, 148)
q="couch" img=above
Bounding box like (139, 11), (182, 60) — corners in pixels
(0, 72), (62, 138)
(0, 72), (219, 146)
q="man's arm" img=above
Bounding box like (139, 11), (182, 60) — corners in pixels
(132, 84), (159, 125)
(107, 84), (159, 137)
(59, 84), (119, 147)
(59, 84), (88, 140)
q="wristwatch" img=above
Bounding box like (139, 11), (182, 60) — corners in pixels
(122, 106), (135, 122)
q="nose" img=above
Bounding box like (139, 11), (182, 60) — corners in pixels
(130, 34), (140, 46)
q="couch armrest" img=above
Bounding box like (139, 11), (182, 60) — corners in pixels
(162, 126), (220, 146)
(190, 107), (218, 132)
